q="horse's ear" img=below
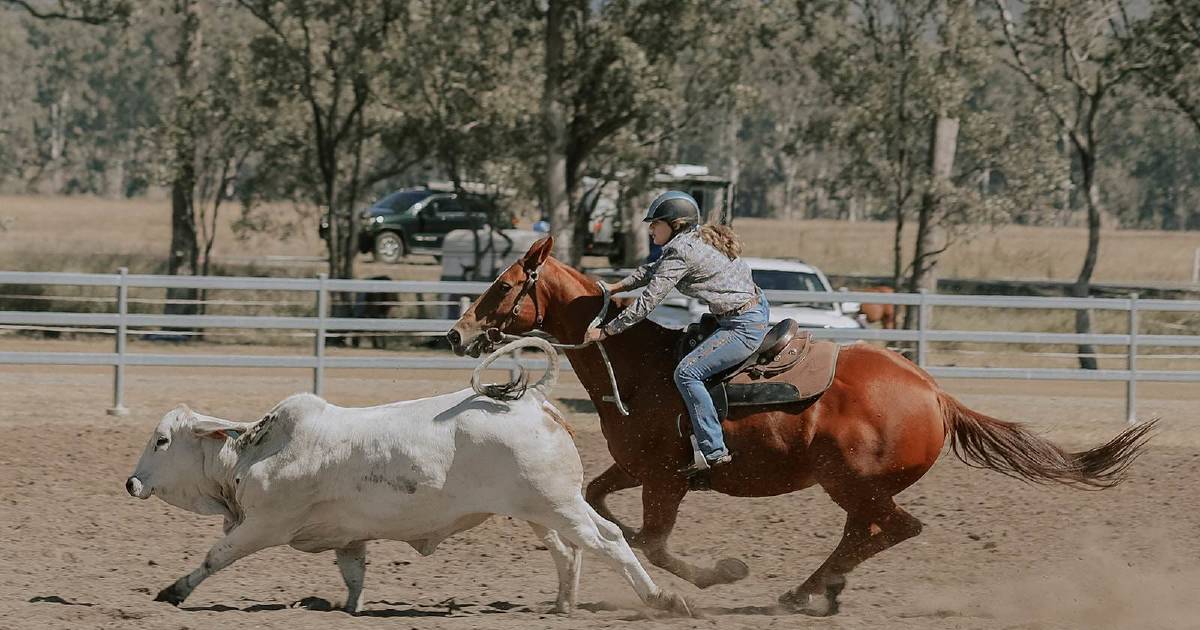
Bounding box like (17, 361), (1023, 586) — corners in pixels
(524, 236), (553, 270)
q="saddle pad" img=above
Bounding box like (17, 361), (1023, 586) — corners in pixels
(728, 340), (839, 400)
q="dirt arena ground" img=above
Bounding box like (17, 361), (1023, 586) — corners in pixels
(2, 341), (1199, 630)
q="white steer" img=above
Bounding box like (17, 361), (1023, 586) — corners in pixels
(126, 338), (690, 616)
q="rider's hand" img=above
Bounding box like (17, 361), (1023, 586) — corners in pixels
(603, 281), (623, 294)
(584, 327), (607, 344)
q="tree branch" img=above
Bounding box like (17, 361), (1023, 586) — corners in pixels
(4, 0), (129, 24)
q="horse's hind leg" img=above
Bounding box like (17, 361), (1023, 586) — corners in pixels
(779, 498), (922, 616)
(636, 481), (750, 589)
(584, 464), (641, 538)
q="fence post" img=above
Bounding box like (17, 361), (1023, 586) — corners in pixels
(916, 288), (930, 368)
(106, 267), (130, 416)
(510, 348), (523, 382)
(1127, 292), (1139, 425)
(313, 273), (328, 397)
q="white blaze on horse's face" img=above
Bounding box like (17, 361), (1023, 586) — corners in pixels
(448, 262), (537, 357)
(448, 236), (556, 357)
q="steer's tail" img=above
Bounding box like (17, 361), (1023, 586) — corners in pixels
(471, 337), (560, 400)
(939, 392), (1157, 489)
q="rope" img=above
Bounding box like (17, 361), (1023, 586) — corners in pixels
(491, 281), (630, 415)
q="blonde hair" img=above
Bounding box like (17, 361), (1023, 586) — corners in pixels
(667, 218), (742, 260)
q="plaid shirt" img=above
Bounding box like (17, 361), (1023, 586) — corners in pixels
(604, 227), (758, 336)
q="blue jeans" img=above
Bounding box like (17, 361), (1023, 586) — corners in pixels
(673, 294), (770, 460)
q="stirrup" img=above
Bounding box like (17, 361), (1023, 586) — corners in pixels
(679, 452), (732, 477)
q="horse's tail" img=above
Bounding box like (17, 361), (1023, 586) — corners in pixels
(471, 337), (560, 400)
(938, 392), (1157, 489)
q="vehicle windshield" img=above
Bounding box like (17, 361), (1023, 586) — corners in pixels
(374, 190), (431, 213)
(752, 269), (833, 310)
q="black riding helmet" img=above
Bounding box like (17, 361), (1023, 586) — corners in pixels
(643, 191), (701, 224)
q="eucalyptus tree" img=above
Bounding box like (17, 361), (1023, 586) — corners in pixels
(536, 0), (757, 266)
(235, 0), (407, 280)
(808, 0), (1056, 304)
(993, 0), (1148, 369)
(1132, 0), (1200, 136)
(1, 0), (130, 24)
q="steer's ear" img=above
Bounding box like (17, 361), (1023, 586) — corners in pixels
(523, 236), (553, 271)
(191, 416), (251, 441)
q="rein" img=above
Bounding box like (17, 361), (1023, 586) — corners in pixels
(486, 280), (631, 416)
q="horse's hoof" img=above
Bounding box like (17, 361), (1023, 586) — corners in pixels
(777, 590), (837, 617)
(715, 558), (750, 582)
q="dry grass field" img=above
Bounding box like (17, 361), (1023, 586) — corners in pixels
(3, 194), (1199, 365)
(3, 195), (1200, 284)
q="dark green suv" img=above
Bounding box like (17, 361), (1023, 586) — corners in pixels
(346, 188), (510, 263)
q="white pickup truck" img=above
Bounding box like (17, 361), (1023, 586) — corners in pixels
(636, 257), (864, 330)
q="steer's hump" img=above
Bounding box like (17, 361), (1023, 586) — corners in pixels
(236, 392), (326, 450)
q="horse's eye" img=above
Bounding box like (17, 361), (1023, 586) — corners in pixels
(498, 282), (512, 292)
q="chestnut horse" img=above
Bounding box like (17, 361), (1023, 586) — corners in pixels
(447, 238), (1155, 616)
(858, 286), (896, 329)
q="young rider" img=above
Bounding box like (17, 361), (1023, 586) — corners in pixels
(583, 191), (770, 474)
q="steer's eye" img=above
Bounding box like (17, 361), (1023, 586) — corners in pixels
(155, 436), (169, 449)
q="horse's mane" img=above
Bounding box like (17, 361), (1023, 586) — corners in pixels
(559, 263), (687, 346)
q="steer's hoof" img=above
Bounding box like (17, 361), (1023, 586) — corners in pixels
(547, 602), (573, 615)
(651, 591), (697, 618)
(153, 582), (187, 606)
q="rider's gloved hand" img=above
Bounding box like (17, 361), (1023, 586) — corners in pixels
(584, 327), (607, 344)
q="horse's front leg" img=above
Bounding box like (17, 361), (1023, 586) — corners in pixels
(637, 480), (750, 589)
(584, 464), (642, 539)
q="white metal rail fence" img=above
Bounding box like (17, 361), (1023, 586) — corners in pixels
(2, 269), (1198, 422)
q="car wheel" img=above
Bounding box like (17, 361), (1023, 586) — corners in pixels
(373, 232), (406, 264)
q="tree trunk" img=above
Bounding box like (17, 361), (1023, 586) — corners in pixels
(542, 0), (571, 263)
(50, 93), (68, 193)
(909, 115), (958, 289)
(619, 189), (649, 266)
(780, 160), (795, 220)
(904, 113), (958, 330)
(892, 202), (905, 291)
(721, 106), (739, 226)
(166, 0), (202, 319)
(337, 105), (367, 281)
(1073, 148), (1101, 370)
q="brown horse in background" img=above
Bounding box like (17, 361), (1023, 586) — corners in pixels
(858, 285), (896, 329)
(447, 238), (1155, 616)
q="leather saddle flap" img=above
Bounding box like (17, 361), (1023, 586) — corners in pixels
(728, 339), (839, 400)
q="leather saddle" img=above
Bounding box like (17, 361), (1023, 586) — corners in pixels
(675, 314), (840, 420)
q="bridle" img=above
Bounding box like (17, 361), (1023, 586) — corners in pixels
(482, 270), (630, 416)
(495, 263), (544, 332)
